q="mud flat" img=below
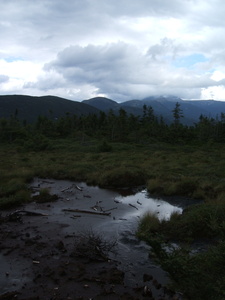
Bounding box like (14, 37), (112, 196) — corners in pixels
(0, 178), (183, 299)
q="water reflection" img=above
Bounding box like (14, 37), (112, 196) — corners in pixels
(116, 189), (183, 221)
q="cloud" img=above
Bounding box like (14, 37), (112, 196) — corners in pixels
(0, 75), (9, 84)
(0, 0), (225, 100)
(37, 41), (220, 101)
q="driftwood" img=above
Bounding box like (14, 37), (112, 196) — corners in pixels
(75, 185), (82, 191)
(62, 208), (111, 216)
(104, 207), (118, 212)
(129, 203), (139, 210)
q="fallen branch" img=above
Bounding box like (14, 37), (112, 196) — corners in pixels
(75, 185), (82, 191)
(104, 207), (118, 212)
(61, 186), (71, 192)
(62, 208), (111, 216)
(129, 203), (139, 210)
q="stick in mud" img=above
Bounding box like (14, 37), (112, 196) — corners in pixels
(62, 208), (111, 216)
(129, 203), (139, 210)
(104, 207), (118, 212)
(75, 185), (82, 191)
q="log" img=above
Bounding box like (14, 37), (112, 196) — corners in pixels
(62, 208), (111, 216)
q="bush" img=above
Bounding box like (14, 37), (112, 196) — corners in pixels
(23, 134), (52, 151)
(97, 140), (113, 152)
(73, 230), (117, 261)
(159, 241), (225, 300)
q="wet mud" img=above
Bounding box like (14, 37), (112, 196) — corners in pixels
(0, 178), (183, 299)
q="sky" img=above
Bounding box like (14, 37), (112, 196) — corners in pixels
(1, 0), (225, 102)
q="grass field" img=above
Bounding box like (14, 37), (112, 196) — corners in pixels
(1, 138), (225, 208)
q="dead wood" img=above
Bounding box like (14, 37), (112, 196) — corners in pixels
(104, 207), (118, 212)
(75, 185), (82, 191)
(129, 203), (139, 210)
(62, 208), (111, 216)
(61, 186), (71, 192)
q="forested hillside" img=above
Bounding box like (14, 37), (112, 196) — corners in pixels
(0, 95), (100, 123)
(1, 100), (225, 148)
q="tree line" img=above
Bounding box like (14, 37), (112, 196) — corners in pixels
(1, 102), (225, 148)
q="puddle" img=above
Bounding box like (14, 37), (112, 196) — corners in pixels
(0, 178), (187, 298)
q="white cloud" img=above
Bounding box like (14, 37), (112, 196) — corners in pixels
(0, 0), (225, 100)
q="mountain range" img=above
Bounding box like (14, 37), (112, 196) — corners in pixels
(1, 94), (225, 125)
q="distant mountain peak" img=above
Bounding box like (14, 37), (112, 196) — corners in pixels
(143, 95), (183, 102)
(82, 96), (119, 110)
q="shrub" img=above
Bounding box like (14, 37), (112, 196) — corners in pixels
(73, 230), (117, 261)
(97, 140), (113, 152)
(159, 241), (225, 300)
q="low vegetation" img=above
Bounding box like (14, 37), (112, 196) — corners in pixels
(137, 201), (225, 299)
(73, 230), (117, 261)
(1, 104), (225, 299)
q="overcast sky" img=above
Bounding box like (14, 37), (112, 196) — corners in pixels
(0, 0), (225, 102)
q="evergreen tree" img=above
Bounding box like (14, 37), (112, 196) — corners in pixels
(172, 102), (183, 126)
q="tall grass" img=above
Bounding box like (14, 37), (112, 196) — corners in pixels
(1, 139), (225, 208)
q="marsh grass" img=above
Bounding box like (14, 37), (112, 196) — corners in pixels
(32, 188), (58, 203)
(142, 201), (225, 242)
(137, 200), (225, 299)
(137, 212), (161, 241)
(1, 139), (225, 208)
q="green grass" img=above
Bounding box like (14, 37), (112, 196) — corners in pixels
(1, 139), (225, 208)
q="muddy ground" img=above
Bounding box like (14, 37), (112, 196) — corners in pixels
(0, 179), (182, 300)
